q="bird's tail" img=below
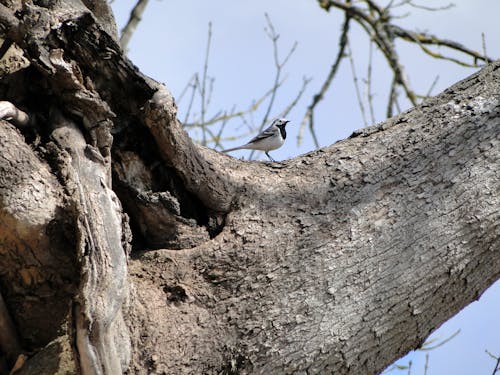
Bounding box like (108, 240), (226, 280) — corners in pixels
(221, 146), (244, 153)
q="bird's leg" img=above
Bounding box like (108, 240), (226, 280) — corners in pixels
(265, 152), (276, 162)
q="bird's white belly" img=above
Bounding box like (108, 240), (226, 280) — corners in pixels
(247, 135), (284, 151)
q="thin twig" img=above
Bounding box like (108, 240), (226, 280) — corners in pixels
(485, 350), (500, 375)
(346, 39), (369, 127)
(366, 37), (376, 124)
(485, 350), (498, 360)
(419, 329), (460, 351)
(206, 77), (215, 112)
(249, 13), (298, 160)
(178, 15), (304, 151)
(423, 75), (439, 98)
(200, 22), (213, 146)
(404, 1), (455, 12)
(183, 74), (198, 124)
(262, 13), (297, 128)
(213, 108), (235, 149)
(260, 14), (282, 129)
(177, 74), (197, 104)
(183, 78), (285, 128)
(481, 32), (490, 64)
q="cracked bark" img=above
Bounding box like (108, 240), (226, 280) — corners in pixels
(0, 1), (498, 374)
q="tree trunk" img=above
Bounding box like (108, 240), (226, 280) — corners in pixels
(0, 2), (498, 374)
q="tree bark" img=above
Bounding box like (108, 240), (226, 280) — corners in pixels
(0, 1), (498, 374)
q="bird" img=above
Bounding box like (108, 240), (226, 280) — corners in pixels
(222, 118), (290, 162)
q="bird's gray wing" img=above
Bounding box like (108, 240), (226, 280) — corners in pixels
(247, 124), (278, 144)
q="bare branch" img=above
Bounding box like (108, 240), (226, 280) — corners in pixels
(119, 0), (149, 51)
(320, 0), (418, 115)
(346, 39), (369, 127)
(178, 16), (303, 153)
(299, 13), (351, 148)
(249, 13), (298, 160)
(212, 108), (234, 149)
(485, 350), (498, 360)
(388, 24), (493, 66)
(316, 0), (494, 124)
(368, 20), (418, 106)
(261, 13), (298, 128)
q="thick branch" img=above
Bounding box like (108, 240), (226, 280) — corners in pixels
(129, 61), (500, 374)
(143, 86), (239, 212)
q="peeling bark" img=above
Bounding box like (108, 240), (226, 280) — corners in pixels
(0, 1), (498, 374)
(50, 114), (130, 374)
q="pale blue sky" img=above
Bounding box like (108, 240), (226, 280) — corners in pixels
(111, 1), (500, 373)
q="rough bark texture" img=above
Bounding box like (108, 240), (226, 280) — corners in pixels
(0, 121), (77, 349)
(128, 63), (500, 374)
(0, 1), (498, 374)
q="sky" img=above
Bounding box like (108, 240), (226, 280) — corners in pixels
(111, 1), (499, 374)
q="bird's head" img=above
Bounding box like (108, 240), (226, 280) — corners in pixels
(274, 118), (290, 128)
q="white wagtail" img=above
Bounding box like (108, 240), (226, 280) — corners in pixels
(222, 118), (290, 162)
